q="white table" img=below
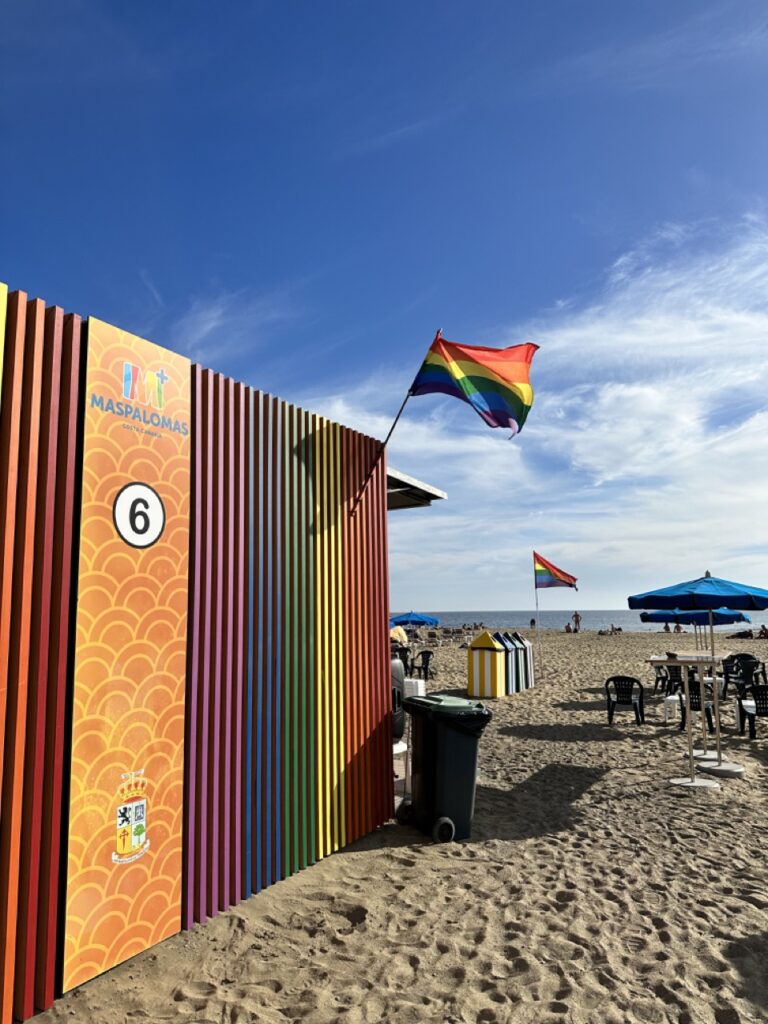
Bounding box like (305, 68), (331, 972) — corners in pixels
(647, 653), (728, 788)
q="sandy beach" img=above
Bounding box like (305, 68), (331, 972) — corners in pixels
(39, 631), (768, 1024)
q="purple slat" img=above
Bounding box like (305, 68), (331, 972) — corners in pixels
(183, 364), (203, 929)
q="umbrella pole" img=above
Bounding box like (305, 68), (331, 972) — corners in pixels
(683, 672), (696, 783)
(696, 668), (709, 754)
(534, 585), (543, 681)
(698, 609), (745, 779)
(710, 609), (722, 765)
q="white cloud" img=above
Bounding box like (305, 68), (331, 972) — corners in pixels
(302, 215), (768, 609)
(168, 287), (297, 367)
(544, 4), (768, 91)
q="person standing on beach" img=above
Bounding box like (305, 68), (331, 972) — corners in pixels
(572, 611), (582, 633)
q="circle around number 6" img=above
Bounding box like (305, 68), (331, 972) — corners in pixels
(112, 482), (166, 549)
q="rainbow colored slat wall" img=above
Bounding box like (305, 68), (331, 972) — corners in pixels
(0, 283), (391, 1022)
(0, 291), (85, 1023)
(183, 374), (391, 927)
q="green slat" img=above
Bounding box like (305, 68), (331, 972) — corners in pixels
(292, 405), (300, 871)
(283, 402), (291, 878)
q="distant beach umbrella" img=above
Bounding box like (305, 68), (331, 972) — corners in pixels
(389, 611), (440, 627)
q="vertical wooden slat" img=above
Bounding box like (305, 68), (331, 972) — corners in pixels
(306, 411), (316, 866)
(272, 396), (282, 882)
(253, 390), (263, 894)
(232, 382), (245, 906)
(291, 405), (300, 876)
(195, 369), (215, 924)
(372, 435), (385, 827)
(349, 431), (361, 842)
(256, 387), (268, 892)
(330, 422), (341, 851)
(358, 433), (370, 839)
(318, 417), (328, 860)
(313, 415), (321, 862)
(281, 400), (291, 879)
(0, 282), (7, 402)
(382, 448), (393, 822)
(360, 437), (372, 837)
(207, 373), (224, 917)
(35, 312), (83, 1011)
(14, 305), (64, 1021)
(0, 296), (46, 1024)
(328, 422), (338, 852)
(372, 441), (386, 826)
(183, 364), (203, 929)
(374, 444), (392, 825)
(0, 291), (26, 816)
(263, 394), (273, 888)
(297, 407), (308, 871)
(342, 426), (356, 844)
(220, 377), (234, 909)
(244, 387), (255, 896)
(336, 423), (346, 850)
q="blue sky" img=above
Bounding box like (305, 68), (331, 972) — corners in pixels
(3, 1), (768, 609)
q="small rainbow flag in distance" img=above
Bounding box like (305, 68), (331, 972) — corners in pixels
(533, 551), (578, 590)
(410, 331), (538, 434)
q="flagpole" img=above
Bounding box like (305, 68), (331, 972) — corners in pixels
(350, 329), (442, 518)
(533, 552), (544, 681)
(350, 389), (412, 518)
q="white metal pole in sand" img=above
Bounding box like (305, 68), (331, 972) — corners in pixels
(697, 668), (709, 754)
(697, 610), (746, 780)
(669, 667), (720, 790)
(533, 581), (543, 682)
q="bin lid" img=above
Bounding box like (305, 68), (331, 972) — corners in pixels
(468, 630), (504, 651)
(403, 693), (491, 717)
(504, 631), (528, 650)
(492, 631), (515, 651)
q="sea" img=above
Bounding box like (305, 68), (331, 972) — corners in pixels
(401, 610), (768, 634)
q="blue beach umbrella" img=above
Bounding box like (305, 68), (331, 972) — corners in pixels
(628, 572), (768, 612)
(628, 571), (768, 772)
(639, 608), (751, 626)
(389, 611), (440, 627)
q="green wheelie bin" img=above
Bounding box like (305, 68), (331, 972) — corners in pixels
(397, 694), (492, 842)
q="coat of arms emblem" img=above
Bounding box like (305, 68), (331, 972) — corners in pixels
(111, 770), (150, 864)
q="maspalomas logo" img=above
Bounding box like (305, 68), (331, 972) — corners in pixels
(112, 770), (150, 865)
(90, 360), (189, 435)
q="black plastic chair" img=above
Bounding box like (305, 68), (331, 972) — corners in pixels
(411, 650), (434, 680)
(719, 656), (739, 700)
(606, 676), (644, 725)
(738, 670), (768, 739)
(391, 657), (405, 741)
(392, 645), (411, 675)
(679, 684), (714, 734)
(731, 654), (762, 697)
(665, 663), (684, 696)
(652, 665), (669, 694)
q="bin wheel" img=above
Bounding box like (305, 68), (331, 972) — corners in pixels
(396, 800), (414, 826)
(432, 817), (455, 843)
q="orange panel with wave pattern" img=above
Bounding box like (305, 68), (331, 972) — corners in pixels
(62, 318), (190, 992)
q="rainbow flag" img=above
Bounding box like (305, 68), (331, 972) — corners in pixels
(533, 551), (578, 590)
(410, 331), (538, 433)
